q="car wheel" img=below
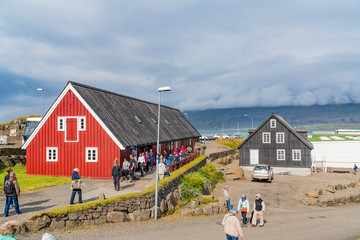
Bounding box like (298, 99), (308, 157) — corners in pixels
(251, 178), (255, 182)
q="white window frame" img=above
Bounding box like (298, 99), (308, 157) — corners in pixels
(292, 149), (301, 161)
(46, 147), (58, 162)
(262, 132), (271, 143)
(86, 147), (98, 162)
(276, 132), (285, 143)
(277, 149), (285, 161)
(78, 116), (86, 131)
(58, 117), (65, 131)
(270, 119), (276, 128)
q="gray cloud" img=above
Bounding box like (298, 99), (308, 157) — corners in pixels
(0, 0), (359, 123)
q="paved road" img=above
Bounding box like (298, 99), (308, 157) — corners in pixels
(20, 204), (360, 240)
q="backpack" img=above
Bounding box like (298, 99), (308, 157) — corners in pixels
(4, 180), (15, 194)
(71, 180), (81, 189)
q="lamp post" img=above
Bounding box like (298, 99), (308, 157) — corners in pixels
(244, 114), (254, 129)
(155, 86), (171, 220)
(37, 88), (44, 118)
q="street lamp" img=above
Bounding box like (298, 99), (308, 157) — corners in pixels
(155, 86), (171, 220)
(244, 114), (254, 129)
(37, 88), (44, 118)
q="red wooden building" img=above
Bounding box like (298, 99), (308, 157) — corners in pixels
(22, 81), (201, 178)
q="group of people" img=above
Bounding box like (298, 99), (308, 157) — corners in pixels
(222, 186), (266, 240)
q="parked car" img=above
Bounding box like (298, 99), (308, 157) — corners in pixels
(200, 135), (209, 140)
(251, 164), (274, 182)
(213, 133), (230, 140)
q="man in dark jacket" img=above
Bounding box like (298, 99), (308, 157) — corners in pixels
(252, 193), (265, 227)
(4, 168), (14, 208)
(4, 172), (21, 216)
(112, 158), (121, 191)
(129, 155), (137, 182)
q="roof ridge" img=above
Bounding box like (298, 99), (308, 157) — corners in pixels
(68, 81), (178, 111)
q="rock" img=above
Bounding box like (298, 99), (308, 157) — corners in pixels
(318, 189), (323, 195)
(159, 199), (167, 213)
(218, 197), (228, 213)
(193, 208), (203, 216)
(66, 221), (79, 228)
(128, 210), (151, 221)
(199, 195), (214, 201)
(229, 176), (241, 181)
(94, 216), (107, 225)
(356, 180), (360, 187)
(181, 209), (194, 216)
(326, 185), (336, 193)
(234, 166), (245, 180)
(24, 215), (51, 231)
(203, 205), (214, 215)
(190, 200), (200, 208)
(210, 203), (220, 214)
(50, 220), (65, 229)
(335, 184), (343, 191)
(348, 182), (356, 188)
(92, 212), (101, 219)
(99, 193), (106, 200)
(107, 211), (126, 223)
(306, 192), (319, 198)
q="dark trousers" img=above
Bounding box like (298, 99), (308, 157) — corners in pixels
(113, 175), (120, 190)
(130, 169), (135, 180)
(5, 196), (13, 207)
(4, 196), (20, 216)
(140, 163), (145, 177)
(122, 169), (129, 180)
(241, 211), (247, 225)
(225, 234), (238, 240)
(146, 162), (150, 172)
(70, 189), (82, 204)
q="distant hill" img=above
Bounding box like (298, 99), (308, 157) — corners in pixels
(184, 104), (360, 130)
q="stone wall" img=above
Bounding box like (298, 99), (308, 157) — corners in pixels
(208, 149), (236, 162)
(0, 148), (26, 169)
(22, 156), (207, 232)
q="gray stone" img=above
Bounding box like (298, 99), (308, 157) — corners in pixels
(78, 214), (87, 220)
(99, 192), (106, 200)
(193, 208), (203, 216)
(335, 184), (343, 191)
(93, 212), (101, 219)
(66, 221), (79, 228)
(210, 203), (220, 214)
(23, 215), (51, 231)
(190, 200), (200, 208)
(107, 211), (127, 223)
(128, 210), (151, 221)
(50, 220), (65, 229)
(203, 206), (214, 215)
(181, 209), (194, 216)
(159, 199), (167, 213)
(69, 213), (79, 221)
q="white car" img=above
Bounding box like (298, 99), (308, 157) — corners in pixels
(252, 164), (274, 183)
(213, 134), (230, 139)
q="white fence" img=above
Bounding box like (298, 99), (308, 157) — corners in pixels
(312, 141), (360, 169)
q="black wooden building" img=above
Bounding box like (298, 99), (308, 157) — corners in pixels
(238, 113), (313, 173)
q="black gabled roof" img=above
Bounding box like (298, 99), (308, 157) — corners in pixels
(238, 113), (314, 150)
(71, 81), (201, 148)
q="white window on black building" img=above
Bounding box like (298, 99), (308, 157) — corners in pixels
(277, 149), (285, 161)
(46, 147), (58, 162)
(270, 119), (276, 128)
(262, 132), (271, 143)
(292, 149), (301, 161)
(276, 132), (285, 143)
(86, 147), (98, 162)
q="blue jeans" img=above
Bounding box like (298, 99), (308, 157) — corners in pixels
(226, 234), (238, 240)
(226, 200), (231, 211)
(70, 189), (82, 204)
(4, 196), (20, 216)
(241, 212), (247, 225)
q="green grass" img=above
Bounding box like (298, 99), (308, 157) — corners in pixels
(308, 135), (360, 142)
(0, 165), (71, 193)
(215, 139), (245, 149)
(29, 155), (207, 220)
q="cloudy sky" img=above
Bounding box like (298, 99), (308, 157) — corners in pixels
(0, 0), (359, 123)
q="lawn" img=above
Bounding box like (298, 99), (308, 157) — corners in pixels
(215, 139), (245, 149)
(0, 165), (71, 193)
(308, 135), (360, 142)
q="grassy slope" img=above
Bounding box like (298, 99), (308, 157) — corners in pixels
(215, 139), (245, 149)
(0, 166), (71, 193)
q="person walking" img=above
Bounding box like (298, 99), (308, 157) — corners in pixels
(158, 159), (166, 180)
(129, 155), (137, 182)
(251, 193), (265, 227)
(354, 163), (358, 173)
(223, 186), (231, 211)
(4, 168), (14, 209)
(138, 153), (146, 177)
(222, 208), (244, 240)
(237, 194), (250, 226)
(122, 158), (130, 181)
(111, 158), (121, 191)
(149, 149), (155, 170)
(70, 168), (82, 204)
(0, 221), (19, 240)
(4, 172), (21, 217)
